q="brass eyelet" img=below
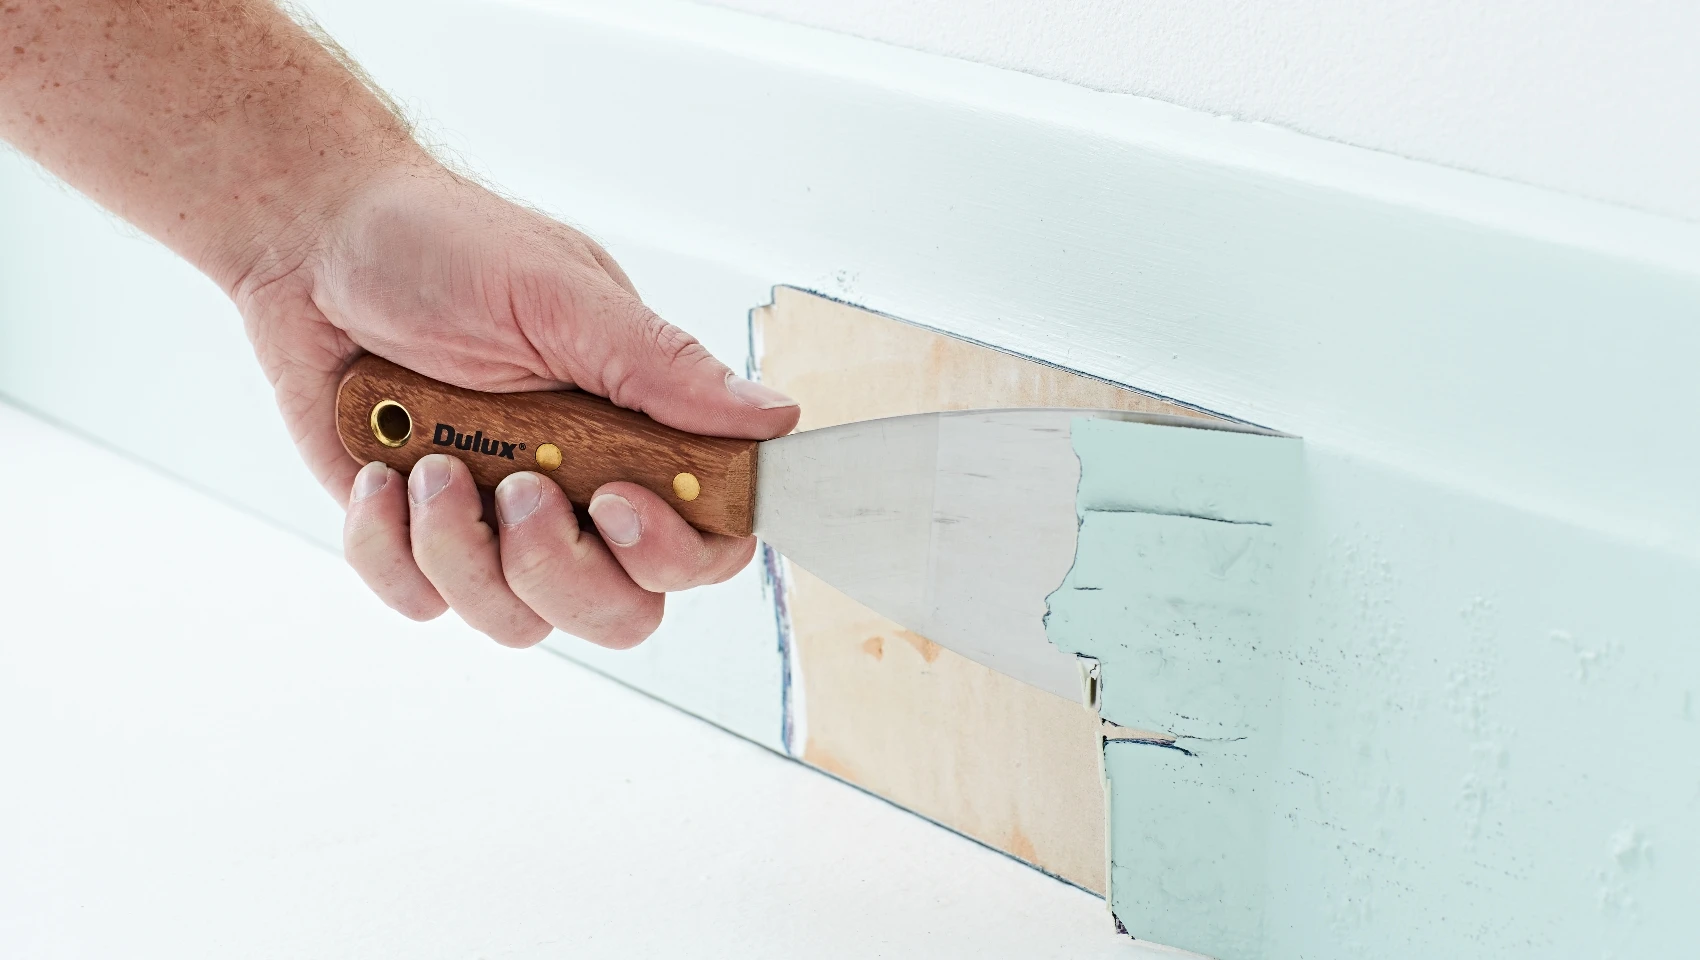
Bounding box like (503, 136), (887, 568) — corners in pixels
(369, 399), (412, 448)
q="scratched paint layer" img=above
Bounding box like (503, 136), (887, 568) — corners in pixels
(1050, 419), (1700, 958)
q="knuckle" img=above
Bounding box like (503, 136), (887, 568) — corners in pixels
(658, 541), (727, 592)
(630, 567), (690, 594)
(393, 594), (448, 623)
(706, 538), (758, 584)
(343, 535), (446, 623)
(343, 516), (388, 563)
(499, 521), (597, 593)
(357, 554), (415, 595)
(499, 539), (555, 592)
(488, 619), (551, 649)
(618, 529), (724, 594)
(573, 234), (615, 267)
(413, 522), (496, 576)
(602, 309), (712, 410)
(584, 598), (662, 650)
(642, 314), (710, 368)
(410, 536), (456, 577)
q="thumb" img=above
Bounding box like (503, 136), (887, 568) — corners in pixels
(548, 279), (800, 441)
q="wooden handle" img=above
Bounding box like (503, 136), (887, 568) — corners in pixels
(335, 356), (758, 537)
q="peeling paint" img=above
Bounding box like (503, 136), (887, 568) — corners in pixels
(1050, 418), (1298, 956)
(1048, 417), (1700, 958)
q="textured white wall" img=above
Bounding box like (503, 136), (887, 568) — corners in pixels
(700, 0), (1700, 223)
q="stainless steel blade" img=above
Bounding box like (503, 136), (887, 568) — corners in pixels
(753, 407), (1265, 703)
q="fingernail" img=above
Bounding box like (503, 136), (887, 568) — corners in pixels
(588, 494), (642, 546)
(409, 455), (452, 504)
(725, 372), (798, 410)
(351, 461), (390, 502)
(496, 472), (543, 526)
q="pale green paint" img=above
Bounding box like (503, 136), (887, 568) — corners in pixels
(1070, 419), (1302, 530)
(1051, 418), (1700, 958)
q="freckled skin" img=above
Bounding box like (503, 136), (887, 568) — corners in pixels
(0, 0), (419, 283)
(0, 0), (801, 648)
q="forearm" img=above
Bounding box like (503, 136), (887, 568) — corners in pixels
(0, 0), (432, 292)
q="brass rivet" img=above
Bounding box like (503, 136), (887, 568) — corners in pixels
(672, 472), (701, 502)
(369, 400), (411, 448)
(535, 443), (562, 471)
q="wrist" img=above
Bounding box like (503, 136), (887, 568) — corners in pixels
(209, 146), (442, 304)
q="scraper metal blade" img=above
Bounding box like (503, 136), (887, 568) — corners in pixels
(753, 408), (1265, 703)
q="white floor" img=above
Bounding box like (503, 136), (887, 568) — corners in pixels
(0, 401), (1163, 959)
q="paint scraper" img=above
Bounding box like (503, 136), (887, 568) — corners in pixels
(335, 355), (1271, 703)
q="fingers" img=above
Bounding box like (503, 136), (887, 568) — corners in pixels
(587, 481), (757, 594)
(344, 458), (693, 651)
(343, 460), (447, 621)
(407, 455), (551, 648)
(493, 473), (663, 649)
(530, 278), (801, 442)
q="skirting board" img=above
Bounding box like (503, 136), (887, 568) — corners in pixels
(3, 0), (1699, 953)
(1053, 422), (1700, 958)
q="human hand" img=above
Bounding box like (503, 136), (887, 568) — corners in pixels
(233, 165), (800, 648)
(0, 0), (784, 647)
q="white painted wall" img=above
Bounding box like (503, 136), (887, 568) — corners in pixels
(700, 0), (1700, 223)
